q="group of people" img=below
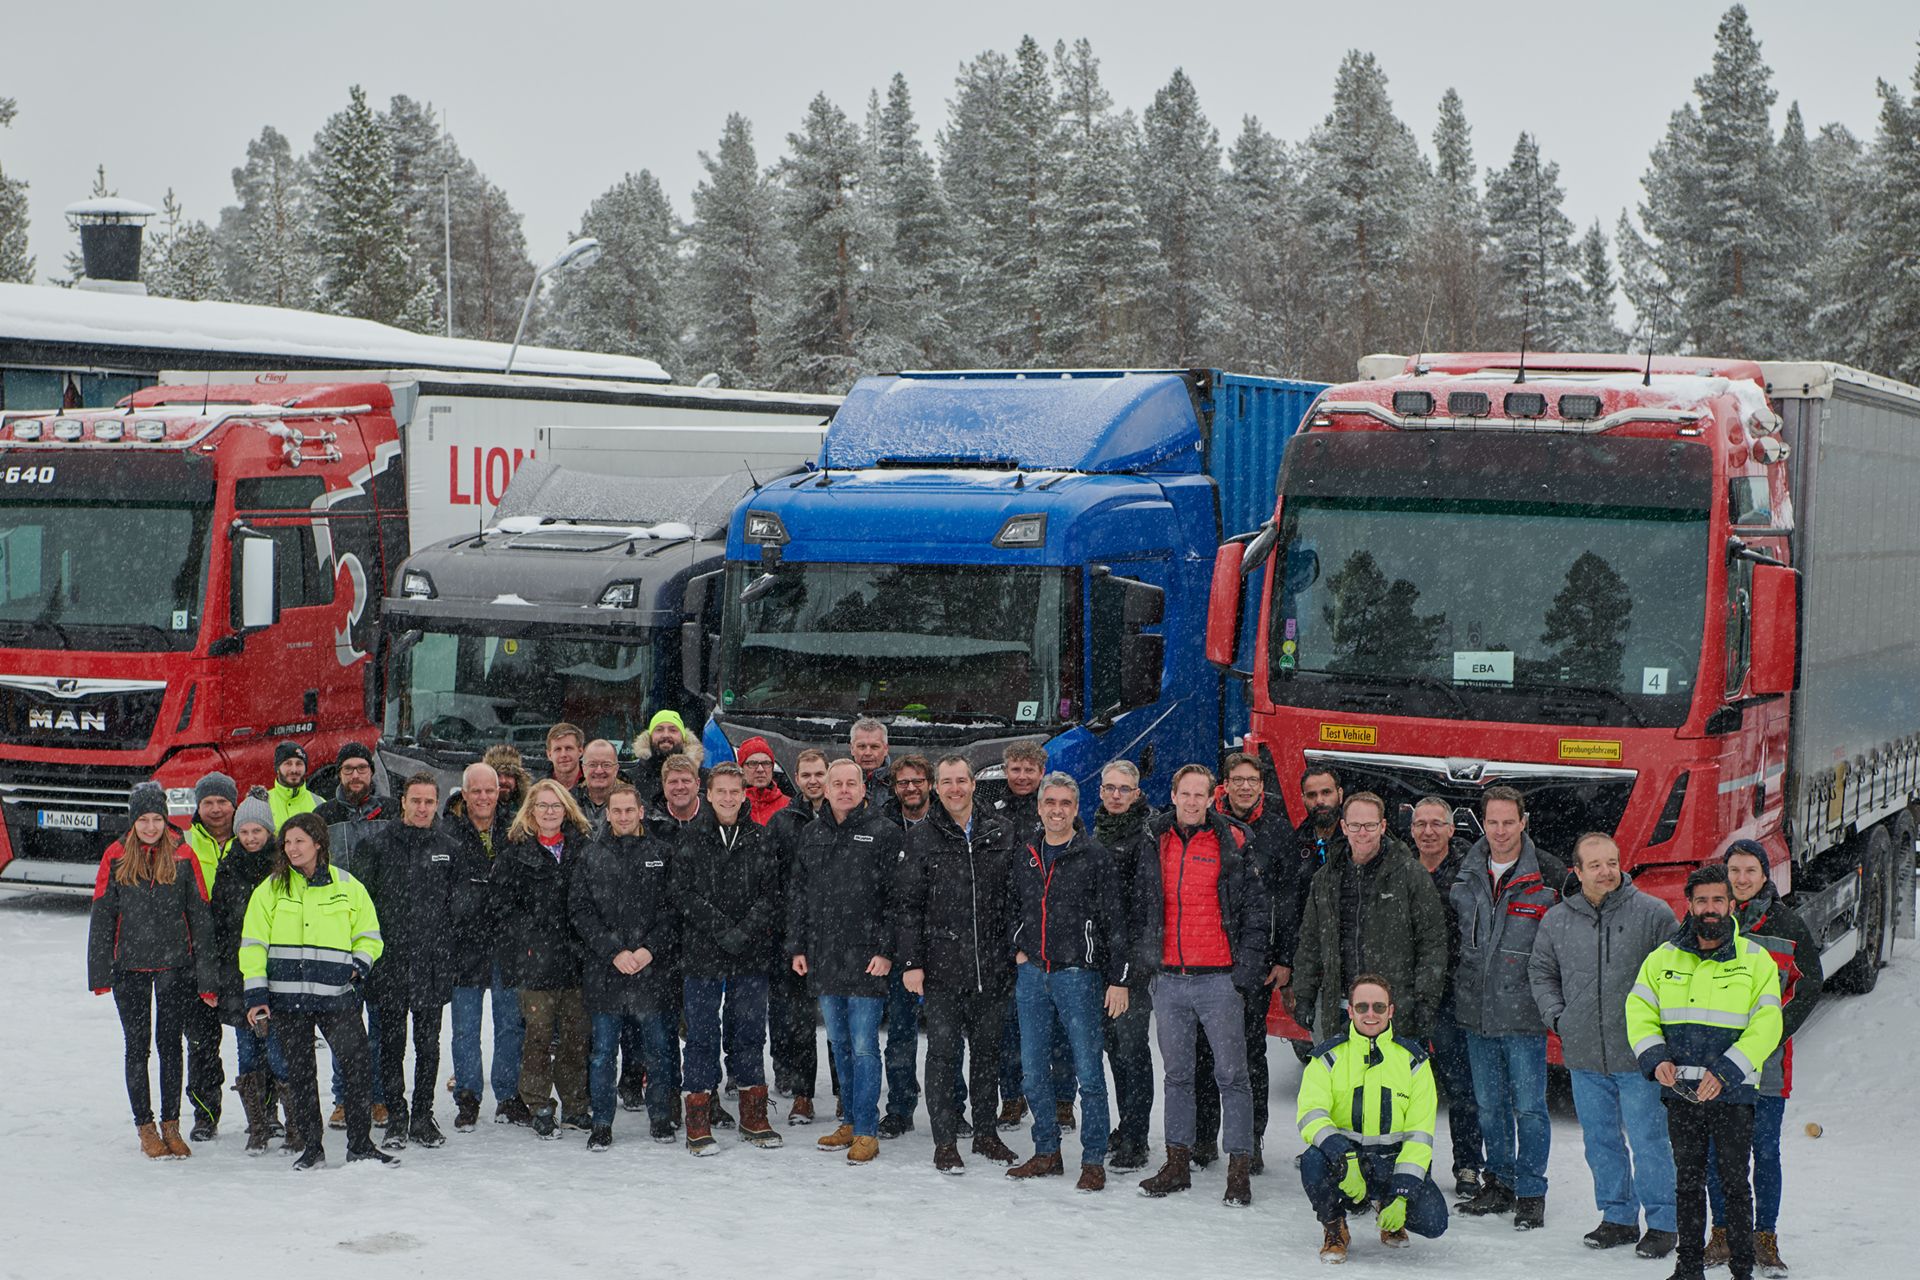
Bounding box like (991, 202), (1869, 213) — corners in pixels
(85, 717), (1814, 1280)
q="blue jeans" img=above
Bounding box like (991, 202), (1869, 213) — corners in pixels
(234, 1022), (288, 1079)
(820, 994), (885, 1137)
(332, 1004), (383, 1109)
(1571, 1068), (1677, 1232)
(682, 975), (769, 1095)
(1427, 999), (1483, 1173)
(1707, 1093), (1786, 1231)
(884, 972), (921, 1119)
(1301, 1144), (1449, 1236)
(1465, 1032), (1550, 1197)
(999, 999), (1076, 1105)
(1014, 964), (1110, 1163)
(590, 1011), (675, 1128)
(451, 964), (526, 1103)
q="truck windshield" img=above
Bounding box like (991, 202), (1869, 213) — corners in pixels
(1272, 496), (1709, 727)
(0, 501), (211, 651)
(386, 628), (654, 753)
(722, 563), (1072, 724)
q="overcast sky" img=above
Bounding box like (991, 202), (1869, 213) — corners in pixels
(5, 0), (1915, 295)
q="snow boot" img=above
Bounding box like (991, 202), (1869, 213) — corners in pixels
(1704, 1227), (1731, 1269)
(453, 1091), (481, 1132)
(847, 1135), (879, 1164)
(236, 1070), (275, 1155)
(495, 1096), (533, 1127)
(955, 1116), (974, 1139)
(1457, 1174), (1516, 1215)
(1585, 1222), (1641, 1249)
(1192, 1135), (1219, 1168)
(1223, 1153), (1253, 1207)
(738, 1085), (783, 1148)
(650, 1117), (677, 1144)
(1319, 1217), (1350, 1264)
(1076, 1163), (1107, 1193)
(292, 1143), (326, 1171)
(1138, 1144), (1193, 1197)
(281, 1113), (305, 1154)
(189, 1111), (218, 1143)
(328, 1104), (347, 1131)
(1054, 1100), (1075, 1132)
(1638, 1230), (1679, 1260)
(137, 1122), (169, 1159)
(787, 1094), (815, 1125)
(346, 1142), (398, 1166)
(159, 1120), (191, 1158)
(685, 1092), (719, 1156)
(972, 1130), (1020, 1165)
(587, 1126), (612, 1152)
(997, 1097), (1027, 1130)
(878, 1112), (914, 1139)
(410, 1108), (446, 1148)
(381, 1101), (410, 1151)
(531, 1106), (558, 1139)
(371, 1103), (389, 1128)
(1515, 1196), (1546, 1230)
(1754, 1231), (1787, 1277)
(1454, 1166), (1481, 1196)
(1381, 1223), (1409, 1249)
(1006, 1151), (1064, 1179)
(816, 1123), (855, 1151)
(934, 1143), (966, 1175)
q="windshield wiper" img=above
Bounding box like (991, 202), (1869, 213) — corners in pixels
(1294, 667), (1469, 716)
(0, 618), (74, 650)
(1510, 680), (1647, 729)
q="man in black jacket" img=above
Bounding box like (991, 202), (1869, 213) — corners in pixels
(1409, 794), (1484, 1195)
(445, 762), (526, 1130)
(898, 754), (1024, 1173)
(673, 763), (783, 1155)
(1093, 759), (1157, 1170)
(1005, 772), (1128, 1192)
(355, 773), (458, 1150)
(767, 748), (830, 1122)
(315, 741), (394, 866)
(993, 739), (1066, 1132)
(569, 784), (678, 1151)
(786, 759), (903, 1165)
(878, 753), (934, 1137)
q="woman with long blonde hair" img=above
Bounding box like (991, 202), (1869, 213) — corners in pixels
(87, 782), (218, 1159)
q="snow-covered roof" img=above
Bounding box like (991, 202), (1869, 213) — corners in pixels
(0, 281), (670, 383)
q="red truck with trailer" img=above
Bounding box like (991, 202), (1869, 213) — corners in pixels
(1206, 352), (1918, 1044)
(0, 375), (834, 891)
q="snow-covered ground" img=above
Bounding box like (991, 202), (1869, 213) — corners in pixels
(4, 891), (1909, 1279)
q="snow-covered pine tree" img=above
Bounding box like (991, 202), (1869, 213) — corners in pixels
(995, 37), (1056, 362)
(1044, 107), (1161, 365)
(0, 96), (33, 284)
(865, 73), (969, 368)
(310, 85), (432, 328)
(775, 92), (879, 393)
(682, 113), (788, 387)
(1139, 68), (1222, 365)
(1569, 221), (1623, 351)
(1484, 132), (1581, 349)
(1297, 52), (1431, 380)
(143, 189), (225, 300)
(1817, 54), (1920, 383)
(542, 171), (680, 370)
(938, 49), (1013, 360)
(450, 169), (534, 342)
(216, 126), (318, 308)
(1416, 88), (1492, 352)
(1212, 115), (1305, 374)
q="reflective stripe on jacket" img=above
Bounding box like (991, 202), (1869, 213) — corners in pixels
(1625, 919), (1783, 1103)
(1296, 1024), (1437, 1199)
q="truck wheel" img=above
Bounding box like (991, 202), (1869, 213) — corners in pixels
(1833, 824), (1893, 995)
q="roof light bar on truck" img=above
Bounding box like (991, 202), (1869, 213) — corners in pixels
(1313, 399), (1705, 434)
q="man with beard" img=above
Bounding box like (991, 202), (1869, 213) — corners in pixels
(317, 742), (394, 870)
(1626, 864), (1781, 1280)
(267, 741), (320, 832)
(630, 711), (704, 807)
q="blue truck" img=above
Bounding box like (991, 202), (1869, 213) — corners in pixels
(688, 369), (1326, 810)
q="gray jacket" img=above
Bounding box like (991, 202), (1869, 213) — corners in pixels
(1450, 835), (1564, 1036)
(1527, 878), (1677, 1074)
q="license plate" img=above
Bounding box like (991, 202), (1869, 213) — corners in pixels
(37, 809), (98, 832)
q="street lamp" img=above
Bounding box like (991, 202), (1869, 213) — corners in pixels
(504, 237), (604, 375)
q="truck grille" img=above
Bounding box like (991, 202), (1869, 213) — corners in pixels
(0, 765), (148, 865)
(0, 677), (166, 751)
(1304, 748), (1637, 855)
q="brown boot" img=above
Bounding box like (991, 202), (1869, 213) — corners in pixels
(1754, 1231), (1786, 1276)
(1055, 1099), (1076, 1131)
(1704, 1226), (1731, 1268)
(996, 1097), (1026, 1130)
(1007, 1151), (1064, 1179)
(1319, 1217), (1351, 1263)
(847, 1135), (879, 1164)
(235, 1070), (274, 1155)
(934, 1143), (966, 1174)
(137, 1122), (169, 1159)
(1223, 1153), (1253, 1207)
(971, 1130), (1020, 1165)
(738, 1086), (783, 1148)
(685, 1093), (718, 1156)
(1076, 1163), (1107, 1192)
(787, 1095), (815, 1126)
(816, 1122), (855, 1150)
(159, 1119), (192, 1158)
(1139, 1144), (1192, 1197)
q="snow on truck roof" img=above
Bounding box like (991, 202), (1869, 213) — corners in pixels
(0, 281), (670, 382)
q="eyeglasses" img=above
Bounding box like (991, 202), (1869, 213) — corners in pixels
(1350, 1001), (1391, 1015)
(1227, 775), (1262, 786)
(1343, 820), (1383, 833)
(532, 801), (565, 812)
(1099, 784), (1138, 795)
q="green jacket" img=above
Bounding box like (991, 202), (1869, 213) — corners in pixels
(1625, 918), (1783, 1104)
(183, 823), (236, 894)
(1290, 838), (1449, 1039)
(267, 782), (318, 833)
(239, 864), (382, 1014)
(1297, 1022), (1437, 1198)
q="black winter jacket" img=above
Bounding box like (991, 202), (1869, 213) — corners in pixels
(440, 801), (506, 988)
(1130, 810), (1270, 990)
(1092, 799), (1156, 990)
(569, 831), (679, 1016)
(493, 826), (593, 989)
(989, 786), (1040, 840)
(355, 820), (459, 1008)
(209, 839), (276, 1024)
(1214, 790), (1300, 974)
(785, 805), (902, 998)
(897, 806), (1017, 995)
(1010, 827), (1129, 987)
(672, 812), (782, 978)
(88, 843), (218, 995)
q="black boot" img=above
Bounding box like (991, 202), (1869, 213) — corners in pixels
(454, 1091), (481, 1132)
(292, 1143), (326, 1171)
(381, 1101), (410, 1151)
(410, 1108), (446, 1148)
(1457, 1175), (1516, 1215)
(1514, 1196), (1546, 1230)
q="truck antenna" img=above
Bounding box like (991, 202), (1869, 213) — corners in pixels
(743, 459), (760, 490)
(1643, 336), (1656, 387)
(1514, 285), (1531, 385)
(201, 370), (212, 417)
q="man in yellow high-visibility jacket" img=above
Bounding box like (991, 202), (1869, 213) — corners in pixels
(1626, 863), (1782, 1280)
(1297, 972), (1450, 1263)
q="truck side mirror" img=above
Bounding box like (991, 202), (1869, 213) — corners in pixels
(1748, 564), (1797, 696)
(1121, 579), (1164, 628)
(1206, 542), (1245, 668)
(237, 532), (278, 630)
(1120, 633), (1164, 708)
(681, 568), (723, 698)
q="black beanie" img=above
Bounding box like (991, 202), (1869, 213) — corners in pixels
(336, 741), (374, 768)
(275, 741), (308, 767)
(128, 781), (168, 823)
(1725, 838), (1770, 872)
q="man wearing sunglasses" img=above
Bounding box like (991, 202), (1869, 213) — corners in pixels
(1626, 863), (1782, 1280)
(1297, 973), (1449, 1263)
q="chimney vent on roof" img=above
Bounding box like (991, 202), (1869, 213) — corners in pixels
(64, 197), (158, 294)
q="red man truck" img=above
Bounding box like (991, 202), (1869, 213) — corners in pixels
(0, 373), (834, 891)
(1207, 352), (1917, 1045)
